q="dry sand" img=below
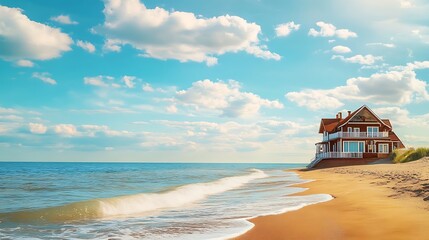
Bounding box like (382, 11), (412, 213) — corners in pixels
(235, 157), (429, 240)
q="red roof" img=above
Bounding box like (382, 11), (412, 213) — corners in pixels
(319, 118), (340, 133)
(318, 105), (392, 133)
(382, 119), (392, 128)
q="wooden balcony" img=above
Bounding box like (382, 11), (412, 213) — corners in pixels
(322, 131), (389, 141)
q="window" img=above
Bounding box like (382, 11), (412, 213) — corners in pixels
(367, 127), (379, 137)
(343, 141), (365, 153)
(368, 141), (376, 153)
(378, 143), (389, 153)
(348, 127), (352, 132)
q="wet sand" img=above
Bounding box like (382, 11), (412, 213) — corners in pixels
(235, 158), (429, 240)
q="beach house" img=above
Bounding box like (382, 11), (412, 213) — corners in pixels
(308, 105), (404, 168)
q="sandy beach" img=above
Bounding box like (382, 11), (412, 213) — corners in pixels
(236, 158), (429, 240)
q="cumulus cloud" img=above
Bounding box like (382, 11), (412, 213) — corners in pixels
(332, 54), (383, 65)
(286, 90), (344, 111)
(83, 75), (120, 88)
(0, 6), (72, 61)
(406, 60), (429, 70)
(142, 83), (154, 92)
(50, 15), (78, 25)
(16, 59), (34, 67)
(76, 40), (96, 53)
(308, 21), (357, 39)
(28, 123), (47, 134)
(286, 68), (429, 110)
(275, 21), (300, 37)
(122, 75), (137, 88)
(332, 45), (352, 54)
(54, 124), (79, 136)
(175, 79), (283, 117)
(32, 72), (57, 85)
(95, 0), (280, 65)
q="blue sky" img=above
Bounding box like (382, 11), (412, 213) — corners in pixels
(1, 0), (428, 163)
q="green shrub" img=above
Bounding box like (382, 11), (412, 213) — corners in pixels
(391, 147), (429, 163)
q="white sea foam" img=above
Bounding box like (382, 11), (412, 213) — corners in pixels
(98, 169), (268, 217)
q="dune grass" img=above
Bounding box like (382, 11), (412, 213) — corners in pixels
(391, 147), (429, 163)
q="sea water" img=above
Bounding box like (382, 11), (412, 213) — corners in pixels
(0, 162), (332, 239)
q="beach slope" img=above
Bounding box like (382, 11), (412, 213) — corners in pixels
(236, 158), (429, 240)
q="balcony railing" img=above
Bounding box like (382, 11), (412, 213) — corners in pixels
(323, 131), (389, 141)
(315, 152), (363, 160)
(308, 152), (363, 168)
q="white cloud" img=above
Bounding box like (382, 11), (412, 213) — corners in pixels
(80, 124), (131, 137)
(16, 59), (34, 67)
(95, 0), (280, 65)
(0, 115), (23, 121)
(175, 79), (283, 117)
(122, 75), (137, 88)
(406, 60), (429, 70)
(0, 6), (72, 61)
(400, 0), (414, 8)
(76, 40), (96, 53)
(286, 68), (429, 110)
(166, 105), (178, 113)
(32, 72), (57, 85)
(275, 21), (300, 37)
(54, 124), (78, 136)
(366, 42), (396, 48)
(50, 15), (78, 25)
(142, 83), (154, 92)
(332, 54), (383, 65)
(332, 45), (352, 54)
(28, 123), (47, 134)
(308, 21), (357, 39)
(84, 75), (115, 87)
(153, 119), (316, 152)
(0, 107), (19, 114)
(245, 45), (281, 61)
(286, 90), (344, 111)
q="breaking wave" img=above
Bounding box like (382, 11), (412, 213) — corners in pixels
(1, 169), (267, 223)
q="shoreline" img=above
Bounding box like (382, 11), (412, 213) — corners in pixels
(235, 158), (429, 240)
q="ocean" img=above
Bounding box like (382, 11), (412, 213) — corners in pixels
(0, 162), (332, 239)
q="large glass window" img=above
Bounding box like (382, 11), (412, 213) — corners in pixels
(343, 141), (365, 152)
(367, 127), (379, 137)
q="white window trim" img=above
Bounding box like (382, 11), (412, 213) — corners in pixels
(343, 141), (365, 153)
(378, 143), (389, 153)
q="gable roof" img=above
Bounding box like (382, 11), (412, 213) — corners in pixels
(318, 105), (392, 133)
(337, 105), (392, 129)
(319, 118), (341, 133)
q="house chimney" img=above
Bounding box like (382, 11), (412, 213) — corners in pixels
(338, 112), (342, 119)
(348, 110), (351, 116)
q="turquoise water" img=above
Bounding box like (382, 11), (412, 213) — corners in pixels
(0, 162), (332, 239)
